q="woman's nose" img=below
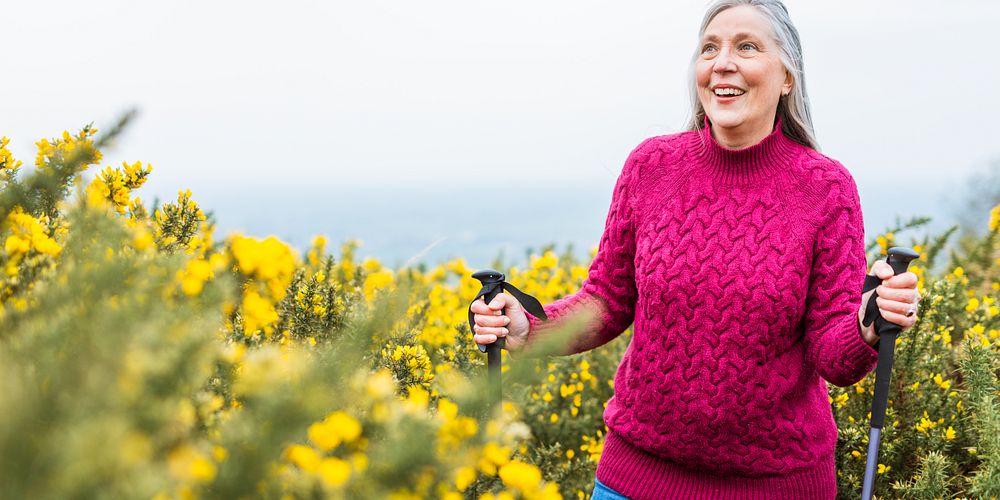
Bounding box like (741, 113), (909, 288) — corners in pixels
(713, 47), (737, 73)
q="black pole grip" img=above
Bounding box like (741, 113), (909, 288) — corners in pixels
(862, 246), (919, 500)
(869, 246), (920, 430)
(472, 269), (505, 405)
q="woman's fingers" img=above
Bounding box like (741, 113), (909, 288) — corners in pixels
(875, 296), (916, 315)
(875, 284), (920, 304)
(472, 297), (510, 345)
(884, 271), (918, 289)
(474, 328), (508, 343)
(871, 260), (894, 279)
(473, 323), (509, 335)
(474, 311), (510, 328)
(470, 293), (528, 347)
(871, 262), (918, 288)
(873, 302), (918, 328)
(875, 296), (918, 329)
(469, 297), (496, 315)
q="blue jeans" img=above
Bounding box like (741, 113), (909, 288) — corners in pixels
(591, 478), (630, 499)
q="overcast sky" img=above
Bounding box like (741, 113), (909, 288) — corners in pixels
(3, 0), (999, 262)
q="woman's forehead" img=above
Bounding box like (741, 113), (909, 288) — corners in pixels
(702, 7), (772, 41)
(702, 31), (766, 42)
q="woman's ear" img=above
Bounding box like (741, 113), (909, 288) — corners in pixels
(782, 70), (793, 96)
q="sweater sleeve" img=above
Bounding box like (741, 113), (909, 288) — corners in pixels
(522, 138), (651, 356)
(801, 167), (879, 387)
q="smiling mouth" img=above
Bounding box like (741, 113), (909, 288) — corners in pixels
(713, 88), (746, 98)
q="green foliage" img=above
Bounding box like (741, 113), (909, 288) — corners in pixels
(1, 116), (999, 499)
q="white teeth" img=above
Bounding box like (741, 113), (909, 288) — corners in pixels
(714, 88), (745, 96)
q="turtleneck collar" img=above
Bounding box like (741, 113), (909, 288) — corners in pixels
(691, 114), (802, 185)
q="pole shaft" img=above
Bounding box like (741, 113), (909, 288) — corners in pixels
(862, 428), (882, 500)
(861, 246), (920, 498)
(483, 286), (503, 407)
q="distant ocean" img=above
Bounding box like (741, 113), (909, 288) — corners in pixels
(197, 178), (972, 272)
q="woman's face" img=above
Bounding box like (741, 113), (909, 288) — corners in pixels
(696, 5), (792, 143)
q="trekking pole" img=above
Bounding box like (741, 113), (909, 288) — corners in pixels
(468, 269), (547, 409)
(861, 246), (920, 500)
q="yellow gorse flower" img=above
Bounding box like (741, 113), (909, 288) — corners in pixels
(933, 373), (952, 391)
(231, 235), (297, 298)
(498, 460), (542, 492)
(3, 207), (61, 261)
(285, 444), (321, 472)
(88, 161), (152, 215)
(308, 411), (362, 451)
(167, 444), (216, 482)
(34, 127), (101, 171)
(0, 136), (23, 179)
(318, 457), (352, 488)
(478, 442), (511, 475)
(989, 203), (1000, 232)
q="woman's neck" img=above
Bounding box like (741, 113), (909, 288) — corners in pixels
(708, 113), (778, 149)
(691, 113), (802, 186)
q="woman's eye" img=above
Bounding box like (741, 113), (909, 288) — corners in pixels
(739, 42), (758, 51)
(702, 44), (717, 54)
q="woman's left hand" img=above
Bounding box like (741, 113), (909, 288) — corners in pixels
(858, 259), (921, 346)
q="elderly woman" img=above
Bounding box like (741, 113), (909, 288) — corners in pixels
(470, 0), (920, 498)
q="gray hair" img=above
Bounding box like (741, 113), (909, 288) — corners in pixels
(684, 0), (819, 151)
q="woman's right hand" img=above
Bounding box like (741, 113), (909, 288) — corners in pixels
(470, 292), (530, 352)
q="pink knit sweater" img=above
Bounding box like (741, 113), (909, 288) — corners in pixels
(523, 115), (879, 499)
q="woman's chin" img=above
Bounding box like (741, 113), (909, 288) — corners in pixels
(706, 111), (746, 129)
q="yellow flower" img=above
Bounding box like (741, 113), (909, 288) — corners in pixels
(367, 369), (396, 398)
(309, 411), (363, 451)
(4, 235), (29, 255)
(285, 444), (320, 472)
(877, 463), (891, 474)
(34, 127), (101, 171)
(363, 266), (395, 305)
(876, 235), (888, 255)
(403, 386), (430, 413)
(241, 289), (278, 334)
(3, 207), (61, 257)
(436, 399), (478, 452)
(350, 452), (368, 472)
(308, 421), (341, 451)
(967, 297), (980, 312)
(933, 373), (952, 391)
(167, 444), (216, 482)
(832, 393), (849, 408)
(318, 457), (351, 488)
(915, 417), (934, 433)
(177, 258), (214, 296)
(0, 136), (23, 174)
(498, 460), (542, 492)
(478, 442), (511, 475)
(454, 466), (477, 491)
(944, 426), (956, 441)
(133, 227), (154, 250)
(230, 235), (297, 299)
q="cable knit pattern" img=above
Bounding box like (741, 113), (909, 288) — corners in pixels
(523, 116), (879, 499)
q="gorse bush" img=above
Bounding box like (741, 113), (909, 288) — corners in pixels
(0, 117), (998, 499)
